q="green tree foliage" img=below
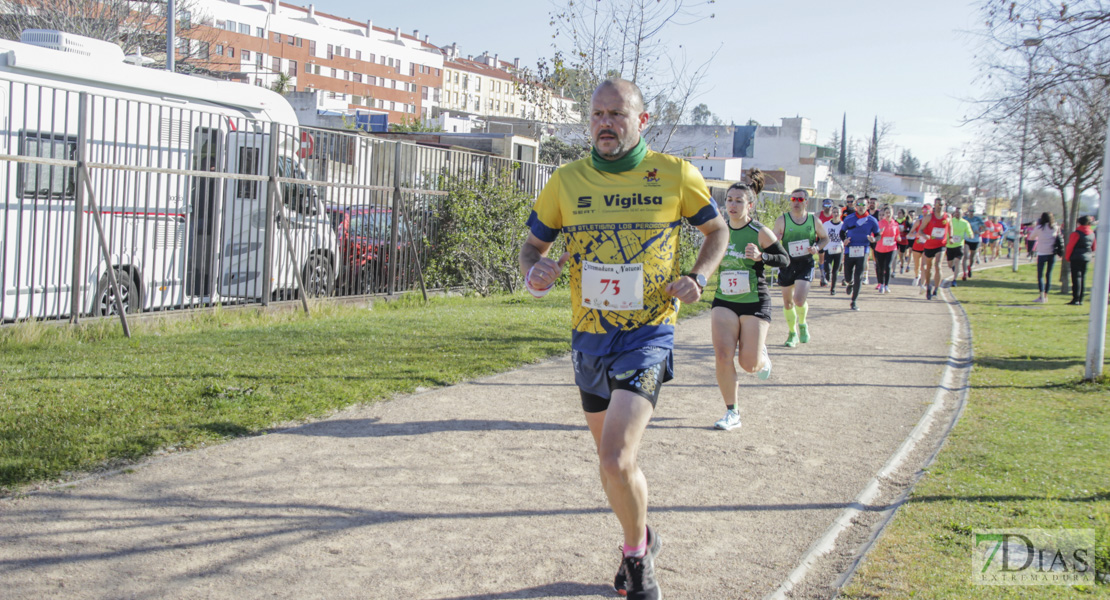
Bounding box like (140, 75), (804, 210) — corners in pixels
(540, 136), (588, 165)
(898, 149), (922, 175)
(270, 73), (292, 95)
(426, 167), (536, 296)
(690, 103), (712, 125)
(390, 116), (443, 133)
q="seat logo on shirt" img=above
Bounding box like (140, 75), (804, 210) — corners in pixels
(578, 196), (592, 208)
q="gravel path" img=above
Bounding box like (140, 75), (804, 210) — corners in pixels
(0, 269), (970, 599)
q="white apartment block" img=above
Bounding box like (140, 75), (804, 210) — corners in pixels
(189, 0), (444, 123)
(738, 118), (835, 196)
(439, 45), (578, 124)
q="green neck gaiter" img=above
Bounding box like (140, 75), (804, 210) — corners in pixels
(591, 138), (648, 173)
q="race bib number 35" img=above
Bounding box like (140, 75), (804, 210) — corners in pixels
(720, 270), (751, 296)
(787, 239), (811, 257)
(581, 261), (644, 311)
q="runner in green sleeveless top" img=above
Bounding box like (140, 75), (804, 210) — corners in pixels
(711, 169), (790, 430)
(772, 189), (829, 348)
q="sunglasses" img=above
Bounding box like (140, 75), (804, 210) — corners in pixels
(855, 201), (868, 207)
(791, 196), (807, 202)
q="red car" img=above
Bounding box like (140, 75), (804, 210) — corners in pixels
(326, 206), (420, 295)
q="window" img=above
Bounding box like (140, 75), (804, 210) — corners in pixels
(289, 60), (297, 77)
(239, 24), (250, 35)
(356, 50), (362, 60)
(272, 32), (281, 44)
(256, 53), (263, 67)
(330, 68), (337, 78)
(216, 44), (224, 56)
(368, 76), (376, 86)
(353, 73), (362, 83)
(256, 27), (264, 38)
(225, 20), (237, 31)
(387, 57), (394, 67)
(391, 79), (397, 89)
(228, 48), (234, 58)
(344, 48), (350, 58)
(198, 41), (210, 60)
(409, 64), (415, 76)
(327, 44), (334, 59)
(242, 50), (251, 61)
(309, 40), (316, 56)
(272, 56), (280, 73)
(369, 53), (376, 63)
(296, 38), (303, 47)
(475, 77), (481, 91)
(462, 75), (468, 88)
(287, 35), (295, 46)
(352, 95), (362, 105)
(17, 131), (77, 200)
(421, 86), (428, 100)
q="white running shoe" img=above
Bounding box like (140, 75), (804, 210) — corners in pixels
(756, 348), (772, 380)
(714, 409), (742, 431)
(918, 282), (926, 295)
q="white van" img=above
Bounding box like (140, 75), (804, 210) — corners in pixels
(0, 30), (337, 321)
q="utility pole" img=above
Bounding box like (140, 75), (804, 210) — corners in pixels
(166, 0), (176, 72)
(1012, 38), (1042, 272)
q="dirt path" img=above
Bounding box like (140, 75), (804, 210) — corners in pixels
(0, 268), (970, 599)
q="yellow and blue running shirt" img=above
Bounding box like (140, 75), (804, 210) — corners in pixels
(527, 150), (719, 355)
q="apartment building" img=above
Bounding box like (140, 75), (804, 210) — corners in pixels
(188, 0), (444, 124)
(438, 45), (578, 125)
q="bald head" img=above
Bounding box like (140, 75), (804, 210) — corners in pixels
(593, 78), (645, 114)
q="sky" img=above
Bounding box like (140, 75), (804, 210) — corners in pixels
(309, 0), (987, 168)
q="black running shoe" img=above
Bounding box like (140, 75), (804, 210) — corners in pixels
(850, 302), (859, 311)
(614, 526), (662, 597)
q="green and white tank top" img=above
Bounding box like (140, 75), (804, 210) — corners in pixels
(714, 220), (766, 304)
(781, 213), (817, 259)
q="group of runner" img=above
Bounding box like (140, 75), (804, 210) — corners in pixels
(517, 76), (1015, 600)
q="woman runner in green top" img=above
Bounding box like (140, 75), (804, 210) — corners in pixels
(711, 169), (790, 430)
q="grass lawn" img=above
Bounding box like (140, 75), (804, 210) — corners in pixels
(0, 288), (712, 494)
(842, 264), (1110, 598)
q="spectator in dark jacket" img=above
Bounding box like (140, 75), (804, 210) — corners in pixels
(1065, 215), (1097, 306)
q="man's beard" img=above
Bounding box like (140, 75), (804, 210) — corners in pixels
(594, 129), (629, 159)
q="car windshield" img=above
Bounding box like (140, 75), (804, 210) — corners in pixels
(348, 212), (404, 239)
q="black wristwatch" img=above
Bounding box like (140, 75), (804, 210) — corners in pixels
(686, 272), (707, 291)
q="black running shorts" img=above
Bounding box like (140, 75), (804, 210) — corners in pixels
(777, 256), (815, 287)
(711, 295), (772, 323)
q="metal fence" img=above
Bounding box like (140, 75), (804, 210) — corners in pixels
(0, 78), (555, 333)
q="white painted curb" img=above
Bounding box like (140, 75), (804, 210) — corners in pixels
(763, 272), (975, 600)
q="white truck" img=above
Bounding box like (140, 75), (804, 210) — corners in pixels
(0, 30), (337, 322)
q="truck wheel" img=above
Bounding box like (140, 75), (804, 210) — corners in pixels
(94, 269), (140, 316)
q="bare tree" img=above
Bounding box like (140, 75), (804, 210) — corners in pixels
(515, 0), (718, 152)
(0, 0), (218, 72)
(981, 0), (1110, 89)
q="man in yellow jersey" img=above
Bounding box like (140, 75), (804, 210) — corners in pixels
(519, 78), (727, 600)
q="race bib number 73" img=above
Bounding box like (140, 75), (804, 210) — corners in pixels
(581, 261), (644, 311)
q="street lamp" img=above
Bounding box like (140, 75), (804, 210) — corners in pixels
(1012, 37), (1042, 272)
